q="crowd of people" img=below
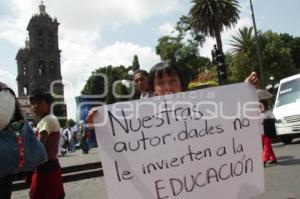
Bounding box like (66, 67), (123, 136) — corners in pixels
(59, 121), (91, 156)
(0, 60), (278, 199)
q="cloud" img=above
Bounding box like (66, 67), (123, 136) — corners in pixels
(46, 0), (181, 31)
(0, 68), (17, 92)
(0, 0), (33, 47)
(61, 41), (160, 119)
(61, 41), (160, 97)
(0, 0), (179, 120)
(0, 0), (182, 47)
(157, 22), (176, 36)
(1, 0), (183, 45)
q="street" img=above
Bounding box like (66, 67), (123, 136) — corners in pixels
(12, 140), (300, 199)
(255, 139), (300, 199)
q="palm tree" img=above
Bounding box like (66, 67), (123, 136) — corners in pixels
(189, 0), (240, 53)
(230, 27), (256, 70)
(230, 27), (254, 55)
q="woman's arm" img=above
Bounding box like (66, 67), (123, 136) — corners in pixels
(244, 72), (259, 88)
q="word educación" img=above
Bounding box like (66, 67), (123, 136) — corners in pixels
(154, 155), (253, 199)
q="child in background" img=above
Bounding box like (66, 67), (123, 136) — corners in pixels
(29, 89), (65, 199)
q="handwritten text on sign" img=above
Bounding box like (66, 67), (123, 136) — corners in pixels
(94, 83), (264, 199)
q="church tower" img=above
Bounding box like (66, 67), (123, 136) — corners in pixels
(16, 2), (67, 121)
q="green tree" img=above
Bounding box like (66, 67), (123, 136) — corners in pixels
(228, 27), (256, 81)
(189, 0), (240, 52)
(156, 36), (182, 61)
(227, 52), (253, 83)
(155, 15), (208, 84)
(230, 27), (255, 57)
(81, 67), (108, 102)
(261, 31), (297, 81)
(156, 35), (210, 84)
(280, 33), (300, 69)
(291, 37), (300, 69)
(81, 65), (133, 104)
(131, 54), (140, 71)
(228, 30), (298, 83)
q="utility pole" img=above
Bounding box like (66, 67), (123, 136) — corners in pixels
(250, 0), (264, 87)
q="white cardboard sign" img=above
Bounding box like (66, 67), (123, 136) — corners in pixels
(94, 83), (264, 199)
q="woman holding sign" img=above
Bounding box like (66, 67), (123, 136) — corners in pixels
(86, 61), (259, 125)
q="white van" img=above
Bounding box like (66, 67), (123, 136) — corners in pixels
(273, 74), (300, 144)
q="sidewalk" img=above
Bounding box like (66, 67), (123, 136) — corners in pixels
(12, 176), (108, 199)
(12, 147), (105, 198)
(59, 147), (101, 168)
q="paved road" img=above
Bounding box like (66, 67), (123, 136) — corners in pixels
(255, 139), (300, 199)
(12, 140), (300, 199)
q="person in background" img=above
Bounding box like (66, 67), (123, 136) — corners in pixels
(29, 89), (65, 199)
(59, 128), (67, 156)
(132, 69), (150, 99)
(79, 120), (89, 154)
(63, 127), (71, 152)
(68, 126), (76, 152)
(259, 100), (277, 166)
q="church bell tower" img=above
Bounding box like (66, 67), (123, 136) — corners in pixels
(16, 1), (67, 121)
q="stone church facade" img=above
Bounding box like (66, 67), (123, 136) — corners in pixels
(16, 2), (67, 121)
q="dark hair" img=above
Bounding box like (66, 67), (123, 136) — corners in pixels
(133, 69), (148, 78)
(148, 61), (186, 92)
(14, 102), (24, 121)
(29, 88), (53, 104)
(259, 100), (269, 111)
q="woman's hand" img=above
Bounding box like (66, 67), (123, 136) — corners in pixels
(245, 72), (259, 88)
(86, 107), (98, 128)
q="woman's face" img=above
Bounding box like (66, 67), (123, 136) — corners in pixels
(153, 71), (182, 96)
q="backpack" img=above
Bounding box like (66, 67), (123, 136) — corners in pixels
(0, 120), (48, 176)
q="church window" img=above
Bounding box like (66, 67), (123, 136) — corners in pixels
(48, 40), (54, 49)
(23, 64), (27, 76)
(38, 61), (46, 76)
(39, 39), (44, 48)
(48, 30), (54, 38)
(23, 86), (28, 96)
(38, 29), (43, 36)
(50, 62), (56, 72)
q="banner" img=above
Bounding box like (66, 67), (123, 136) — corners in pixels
(94, 83), (264, 199)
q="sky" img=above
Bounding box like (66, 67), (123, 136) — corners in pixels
(0, 0), (299, 120)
